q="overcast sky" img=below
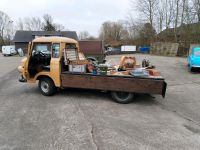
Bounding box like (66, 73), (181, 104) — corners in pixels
(0, 0), (133, 37)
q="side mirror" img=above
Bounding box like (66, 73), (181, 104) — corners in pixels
(32, 50), (36, 56)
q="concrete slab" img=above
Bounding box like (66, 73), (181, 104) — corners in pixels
(0, 54), (200, 149)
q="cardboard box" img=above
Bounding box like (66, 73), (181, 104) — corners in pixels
(70, 60), (88, 65)
(69, 65), (86, 73)
(147, 69), (160, 76)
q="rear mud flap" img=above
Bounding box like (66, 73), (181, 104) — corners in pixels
(162, 81), (167, 98)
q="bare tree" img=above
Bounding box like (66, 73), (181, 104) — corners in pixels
(173, 0), (181, 41)
(42, 14), (56, 31)
(4, 21), (14, 42)
(192, 0), (200, 21)
(162, 0), (174, 29)
(16, 14), (65, 31)
(16, 18), (24, 30)
(16, 17), (43, 31)
(157, 1), (165, 33)
(180, 0), (187, 24)
(55, 24), (65, 31)
(79, 31), (89, 40)
(99, 21), (125, 44)
(27, 17), (43, 31)
(0, 11), (13, 45)
(125, 15), (144, 39)
(185, 0), (196, 23)
(133, 0), (159, 27)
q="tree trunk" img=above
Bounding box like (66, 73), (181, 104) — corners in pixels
(174, 0), (180, 42)
(181, 0), (186, 24)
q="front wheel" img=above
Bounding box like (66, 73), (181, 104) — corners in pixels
(38, 77), (56, 96)
(189, 65), (194, 72)
(111, 91), (134, 104)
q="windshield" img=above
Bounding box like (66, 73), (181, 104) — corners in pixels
(33, 43), (51, 55)
(194, 50), (200, 56)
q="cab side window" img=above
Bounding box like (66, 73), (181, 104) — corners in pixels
(65, 43), (78, 61)
(52, 43), (60, 58)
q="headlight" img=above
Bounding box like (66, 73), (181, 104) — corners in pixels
(18, 66), (24, 73)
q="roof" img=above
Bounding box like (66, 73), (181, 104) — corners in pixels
(79, 40), (103, 54)
(13, 30), (78, 42)
(33, 36), (78, 43)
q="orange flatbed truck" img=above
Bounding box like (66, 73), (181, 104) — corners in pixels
(18, 37), (167, 104)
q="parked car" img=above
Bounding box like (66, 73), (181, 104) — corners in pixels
(105, 47), (121, 55)
(188, 47), (200, 71)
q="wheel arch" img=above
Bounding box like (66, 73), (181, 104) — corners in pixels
(37, 75), (53, 82)
(36, 75), (56, 87)
(32, 72), (60, 87)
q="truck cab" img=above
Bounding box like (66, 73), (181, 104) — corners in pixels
(18, 37), (84, 95)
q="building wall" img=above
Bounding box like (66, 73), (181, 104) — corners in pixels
(79, 41), (103, 55)
(15, 42), (29, 53)
(78, 40), (105, 62)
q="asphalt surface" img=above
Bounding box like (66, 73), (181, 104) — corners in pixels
(0, 53), (200, 150)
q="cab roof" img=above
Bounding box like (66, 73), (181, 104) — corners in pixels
(32, 36), (78, 44)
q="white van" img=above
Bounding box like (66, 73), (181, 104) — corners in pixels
(2, 45), (17, 56)
(121, 45), (136, 52)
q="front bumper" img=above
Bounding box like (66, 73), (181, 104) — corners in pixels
(191, 65), (200, 68)
(18, 66), (24, 73)
(19, 75), (27, 82)
(18, 65), (27, 82)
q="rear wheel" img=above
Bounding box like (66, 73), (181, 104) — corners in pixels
(38, 77), (56, 96)
(111, 91), (134, 104)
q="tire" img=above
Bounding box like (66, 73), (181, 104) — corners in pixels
(111, 91), (134, 104)
(189, 65), (194, 72)
(38, 77), (56, 96)
(190, 67), (194, 72)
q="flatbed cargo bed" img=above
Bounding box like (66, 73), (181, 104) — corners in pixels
(61, 72), (167, 98)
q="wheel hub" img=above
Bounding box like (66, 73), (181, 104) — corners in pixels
(41, 81), (49, 93)
(116, 92), (129, 99)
